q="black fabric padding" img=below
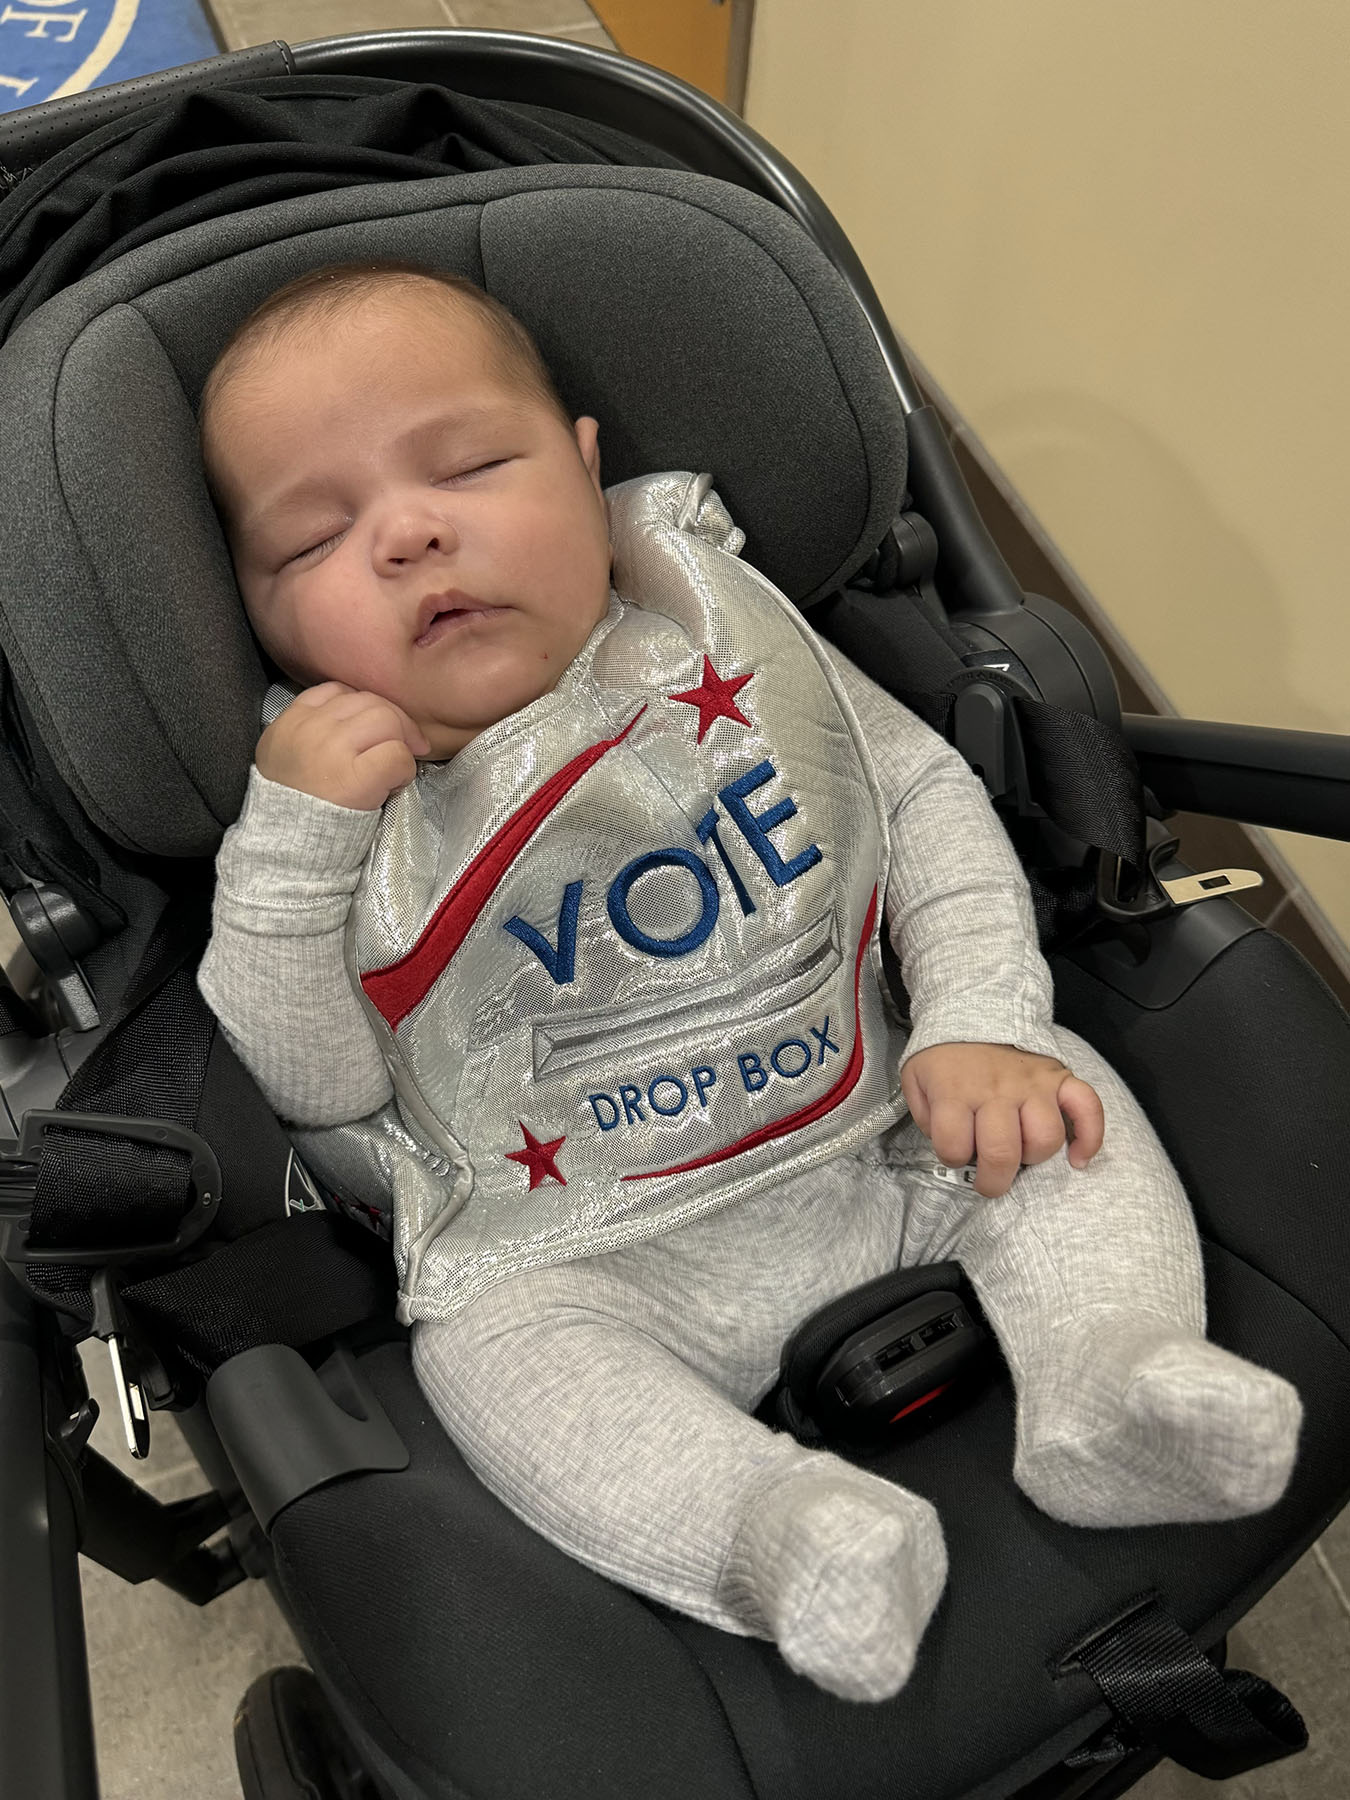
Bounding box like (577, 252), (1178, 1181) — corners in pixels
(23, 964), (394, 1372)
(128, 1214), (395, 1375)
(0, 164), (905, 858)
(26, 965), (214, 1267)
(479, 187), (898, 603)
(1053, 929), (1350, 1353)
(271, 1232), (1350, 1800)
(272, 1340), (758, 1800)
(53, 305), (265, 833)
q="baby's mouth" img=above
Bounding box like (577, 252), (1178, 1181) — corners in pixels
(413, 591), (501, 649)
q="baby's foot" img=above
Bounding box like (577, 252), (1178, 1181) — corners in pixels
(1014, 1313), (1302, 1527)
(722, 1464), (947, 1702)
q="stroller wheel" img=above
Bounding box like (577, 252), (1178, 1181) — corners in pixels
(234, 1666), (389, 1800)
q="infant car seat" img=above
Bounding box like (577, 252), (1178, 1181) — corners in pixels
(2, 33), (1349, 1800)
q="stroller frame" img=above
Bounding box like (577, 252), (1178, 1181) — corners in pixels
(1, 30), (1349, 1800)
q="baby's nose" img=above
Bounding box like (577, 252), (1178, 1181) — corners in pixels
(391, 532), (444, 563)
(379, 511), (458, 566)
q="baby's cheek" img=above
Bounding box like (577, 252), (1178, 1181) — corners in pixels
(301, 610), (391, 688)
(241, 596), (301, 678)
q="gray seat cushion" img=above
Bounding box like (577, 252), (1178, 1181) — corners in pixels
(0, 165), (905, 858)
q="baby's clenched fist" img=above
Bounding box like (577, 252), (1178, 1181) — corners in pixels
(901, 1042), (1105, 1199)
(256, 682), (432, 811)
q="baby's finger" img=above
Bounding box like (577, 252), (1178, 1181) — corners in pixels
(389, 704), (432, 758)
(973, 1102), (1022, 1198)
(376, 708), (431, 761)
(303, 687), (396, 726)
(1059, 1076), (1106, 1168)
(900, 1062), (932, 1135)
(325, 697), (419, 757)
(314, 689), (431, 757)
(1018, 1094), (1066, 1166)
(329, 711), (407, 764)
(292, 681), (355, 709)
(929, 1100), (974, 1172)
(353, 739), (418, 798)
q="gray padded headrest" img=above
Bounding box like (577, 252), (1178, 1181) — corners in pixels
(0, 165), (905, 858)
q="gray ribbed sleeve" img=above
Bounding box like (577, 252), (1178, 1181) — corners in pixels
(196, 647), (1061, 1132)
(824, 648), (1062, 1067)
(197, 766), (392, 1125)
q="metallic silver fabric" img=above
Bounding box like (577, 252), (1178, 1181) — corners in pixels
(348, 473), (908, 1320)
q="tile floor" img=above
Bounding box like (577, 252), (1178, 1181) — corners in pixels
(10, 1), (1350, 1793)
(76, 1346), (305, 1800)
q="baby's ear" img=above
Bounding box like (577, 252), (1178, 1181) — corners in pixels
(574, 415), (603, 488)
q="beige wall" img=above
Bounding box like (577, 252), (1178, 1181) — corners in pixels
(745, 0), (1350, 950)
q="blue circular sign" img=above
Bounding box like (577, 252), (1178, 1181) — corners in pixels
(1, 0), (216, 114)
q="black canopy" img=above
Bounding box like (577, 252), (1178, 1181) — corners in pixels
(0, 75), (684, 343)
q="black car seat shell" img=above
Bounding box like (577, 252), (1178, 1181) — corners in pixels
(0, 48), (1348, 1800)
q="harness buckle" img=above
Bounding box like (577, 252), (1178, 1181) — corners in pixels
(1095, 839), (1264, 924)
(1155, 867), (1266, 907)
(88, 1267), (151, 1459)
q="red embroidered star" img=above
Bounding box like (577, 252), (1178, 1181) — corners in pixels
(505, 1122), (567, 1190)
(669, 656), (754, 743)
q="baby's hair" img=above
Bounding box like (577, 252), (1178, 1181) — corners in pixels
(199, 260), (573, 444)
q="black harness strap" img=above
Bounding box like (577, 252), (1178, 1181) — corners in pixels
(1062, 1598), (1307, 1781)
(26, 966), (211, 1267)
(815, 584), (1146, 946)
(125, 1215), (394, 1376)
(22, 955), (393, 1376)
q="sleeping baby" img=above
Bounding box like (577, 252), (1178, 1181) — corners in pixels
(197, 261), (1301, 1702)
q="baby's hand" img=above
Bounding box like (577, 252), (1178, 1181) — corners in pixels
(900, 1042), (1105, 1199)
(256, 682), (432, 810)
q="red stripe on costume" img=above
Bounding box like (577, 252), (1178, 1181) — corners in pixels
(621, 886), (879, 1181)
(360, 708), (646, 1031)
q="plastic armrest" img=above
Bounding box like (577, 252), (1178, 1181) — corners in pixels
(1124, 714), (1350, 840)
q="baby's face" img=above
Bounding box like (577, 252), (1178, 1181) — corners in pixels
(206, 289), (614, 760)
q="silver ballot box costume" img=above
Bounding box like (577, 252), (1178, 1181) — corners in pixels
(349, 473), (908, 1320)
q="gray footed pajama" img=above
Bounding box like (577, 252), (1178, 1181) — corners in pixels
(200, 642), (1299, 1693)
(411, 1038), (1197, 1634)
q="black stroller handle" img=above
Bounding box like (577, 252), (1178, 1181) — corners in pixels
(1124, 713), (1350, 841)
(0, 40), (293, 167)
(290, 34), (929, 395)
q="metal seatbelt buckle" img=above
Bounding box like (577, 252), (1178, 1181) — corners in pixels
(88, 1267), (151, 1460)
(1154, 867), (1265, 906)
(1096, 839), (1264, 925)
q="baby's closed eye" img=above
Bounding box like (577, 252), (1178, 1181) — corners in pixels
(436, 457), (511, 486)
(288, 530), (345, 566)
